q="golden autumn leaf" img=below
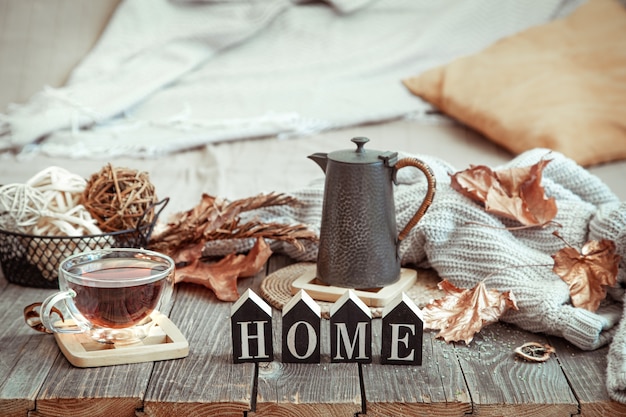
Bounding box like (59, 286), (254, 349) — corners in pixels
(175, 237), (273, 301)
(423, 279), (518, 344)
(450, 159), (557, 227)
(552, 238), (620, 312)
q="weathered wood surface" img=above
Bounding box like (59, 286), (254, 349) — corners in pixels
(252, 256), (362, 417)
(0, 278), (60, 417)
(30, 286), (178, 417)
(361, 319), (471, 417)
(548, 337), (626, 417)
(253, 311), (362, 417)
(453, 324), (578, 417)
(141, 279), (257, 417)
(1, 259), (626, 416)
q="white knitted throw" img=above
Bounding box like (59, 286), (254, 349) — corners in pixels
(205, 148), (626, 403)
(0, 0), (584, 158)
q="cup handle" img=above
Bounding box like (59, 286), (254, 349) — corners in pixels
(40, 290), (84, 334)
(395, 157), (436, 241)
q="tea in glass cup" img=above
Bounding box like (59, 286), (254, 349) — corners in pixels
(40, 248), (174, 344)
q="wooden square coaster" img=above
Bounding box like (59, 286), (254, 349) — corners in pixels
(53, 311), (189, 368)
(291, 268), (417, 308)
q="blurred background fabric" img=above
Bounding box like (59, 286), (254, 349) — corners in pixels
(0, 0), (585, 158)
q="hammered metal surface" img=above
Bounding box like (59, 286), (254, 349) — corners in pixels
(316, 162), (400, 289)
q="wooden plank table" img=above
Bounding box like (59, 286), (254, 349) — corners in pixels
(1, 255), (626, 416)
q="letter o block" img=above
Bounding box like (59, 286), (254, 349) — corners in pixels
(282, 290), (321, 363)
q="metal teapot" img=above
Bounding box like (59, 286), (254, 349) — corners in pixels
(309, 137), (436, 289)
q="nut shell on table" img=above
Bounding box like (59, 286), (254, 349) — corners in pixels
(514, 342), (555, 362)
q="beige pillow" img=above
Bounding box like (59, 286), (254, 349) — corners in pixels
(403, 0), (626, 167)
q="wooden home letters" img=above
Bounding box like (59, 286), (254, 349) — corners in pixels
(381, 292), (424, 365)
(230, 289), (274, 363)
(282, 289), (321, 363)
(231, 289), (423, 365)
(330, 290), (372, 363)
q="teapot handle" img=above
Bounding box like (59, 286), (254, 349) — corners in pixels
(396, 157), (436, 241)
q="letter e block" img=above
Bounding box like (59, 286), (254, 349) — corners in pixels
(231, 289), (274, 363)
(381, 293), (423, 366)
(282, 290), (321, 363)
(330, 290), (372, 363)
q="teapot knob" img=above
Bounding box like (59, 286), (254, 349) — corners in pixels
(351, 137), (369, 153)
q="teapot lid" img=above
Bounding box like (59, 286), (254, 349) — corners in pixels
(328, 137), (397, 165)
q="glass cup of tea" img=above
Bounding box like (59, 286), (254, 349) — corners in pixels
(40, 248), (175, 344)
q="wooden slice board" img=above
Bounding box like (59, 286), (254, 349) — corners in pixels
(261, 263), (444, 319)
(291, 267), (417, 308)
(53, 311), (189, 368)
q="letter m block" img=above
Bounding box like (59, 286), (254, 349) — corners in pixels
(330, 290), (372, 364)
(231, 289), (274, 363)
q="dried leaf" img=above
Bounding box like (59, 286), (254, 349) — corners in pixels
(171, 241), (206, 265)
(176, 257), (240, 301)
(237, 236), (273, 277)
(423, 279), (518, 344)
(450, 159), (557, 227)
(149, 192), (317, 258)
(175, 238), (273, 301)
(148, 192), (317, 302)
(552, 239), (620, 311)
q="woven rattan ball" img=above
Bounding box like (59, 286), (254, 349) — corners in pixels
(82, 164), (158, 233)
(0, 184), (47, 233)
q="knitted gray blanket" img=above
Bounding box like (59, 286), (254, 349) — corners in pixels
(207, 148), (626, 403)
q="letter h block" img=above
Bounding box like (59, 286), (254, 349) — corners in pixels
(330, 290), (372, 363)
(231, 289), (274, 363)
(381, 293), (423, 365)
(282, 290), (321, 363)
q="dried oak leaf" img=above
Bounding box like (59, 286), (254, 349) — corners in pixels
(423, 279), (519, 345)
(552, 238), (620, 312)
(175, 237), (272, 302)
(450, 159), (557, 227)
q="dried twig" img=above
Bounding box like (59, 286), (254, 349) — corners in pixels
(149, 192), (317, 258)
(204, 221), (316, 252)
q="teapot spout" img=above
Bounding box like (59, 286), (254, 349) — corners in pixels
(308, 153), (328, 173)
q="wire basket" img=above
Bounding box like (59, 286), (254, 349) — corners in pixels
(0, 198), (168, 289)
